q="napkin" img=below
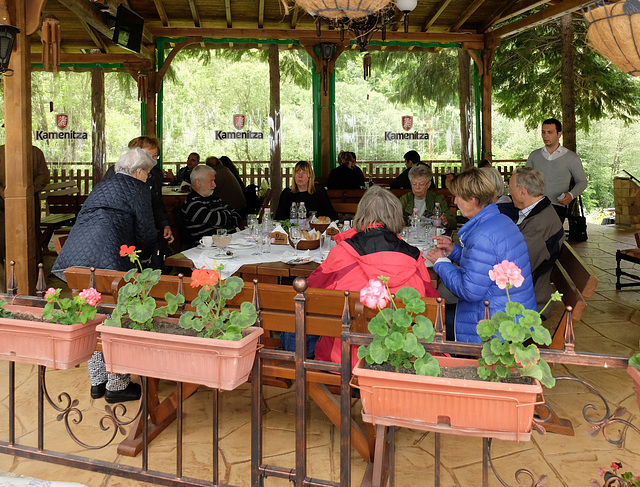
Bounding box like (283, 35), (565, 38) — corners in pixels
(272, 223), (287, 234)
(279, 249), (312, 264)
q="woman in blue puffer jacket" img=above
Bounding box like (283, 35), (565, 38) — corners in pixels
(426, 168), (536, 343)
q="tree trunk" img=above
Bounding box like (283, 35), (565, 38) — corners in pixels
(458, 49), (474, 171)
(560, 14), (576, 153)
(91, 68), (106, 186)
(268, 44), (282, 213)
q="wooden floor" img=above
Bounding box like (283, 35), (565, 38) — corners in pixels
(0, 222), (639, 486)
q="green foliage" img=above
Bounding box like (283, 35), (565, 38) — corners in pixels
(0, 299), (13, 319)
(42, 288), (98, 325)
(357, 284), (440, 376)
(629, 341), (640, 372)
(493, 18), (640, 132)
(177, 275), (257, 340)
(476, 293), (559, 388)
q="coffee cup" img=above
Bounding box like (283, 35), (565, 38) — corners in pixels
(200, 236), (214, 247)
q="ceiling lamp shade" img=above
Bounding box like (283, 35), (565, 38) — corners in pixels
(0, 23), (20, 75)
(585, 0), (640, 76)
(296, 0), (393, 20)
(396, 0), (417, 13)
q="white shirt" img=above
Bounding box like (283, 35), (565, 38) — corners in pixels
(541, 145), (569, 161)
(517, 198), (544, 225)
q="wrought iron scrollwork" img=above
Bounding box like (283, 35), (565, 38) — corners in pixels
(39, 365), (141, 449)
(485, 438), (549, 487)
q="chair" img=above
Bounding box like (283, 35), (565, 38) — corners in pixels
(616, 232), (640, 289)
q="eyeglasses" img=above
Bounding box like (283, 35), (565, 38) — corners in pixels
(411, 181), (429, 188)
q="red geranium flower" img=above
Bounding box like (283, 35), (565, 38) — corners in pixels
(190, 267), (220, 291)
(119, 245), (136, 257)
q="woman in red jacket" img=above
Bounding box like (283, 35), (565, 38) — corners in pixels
(308, 185), (439, 363)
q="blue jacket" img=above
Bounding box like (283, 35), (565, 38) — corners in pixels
(434, 203), (537, 343)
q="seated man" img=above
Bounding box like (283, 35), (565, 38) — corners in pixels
(509, 167), (565, 318)
(390, 150), (427, 190)
(205, 156), (246, 212)
(180, 165), (242, 248)
(171, 152), (199, 187)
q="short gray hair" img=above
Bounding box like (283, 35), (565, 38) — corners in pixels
(479, 167), (505, 198)
(114, 148), (156, 176)
(353, 186), (405, 234)
(512, 167), (545, 197)
(408, 164), (432, 182)
(191, 164), (216, 184)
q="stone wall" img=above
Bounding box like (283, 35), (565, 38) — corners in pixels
(614, 177), (640, 227)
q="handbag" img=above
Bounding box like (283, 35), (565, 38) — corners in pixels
(567, 196), (588, 242)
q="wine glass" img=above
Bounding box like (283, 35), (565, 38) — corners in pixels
(289, 226), (302, 254)
(212, 229), (231, 256)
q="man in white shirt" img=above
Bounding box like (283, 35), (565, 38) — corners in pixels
(525, 118), (587, 222)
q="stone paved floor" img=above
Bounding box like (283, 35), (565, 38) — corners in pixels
(0, 223), (639, 486)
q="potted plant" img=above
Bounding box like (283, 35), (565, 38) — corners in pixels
(591, 461), (640, 487)
(0, 287), (105, 370)
(97, 245), (263, 391)
(353, 261), (559, 441)
(628, 343), (640, 410)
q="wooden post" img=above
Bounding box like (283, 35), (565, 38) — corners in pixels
(561, 14), (576, 153)
(4, 0), (36, 294)
(91, 68), (106, 184)
(458, 49), (473, 171)
(269, 44), (282, 213)
(481, 46), (496, 163)
(145, 70), (157, 137)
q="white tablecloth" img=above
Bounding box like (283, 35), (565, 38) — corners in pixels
(182, 229), (326, 279)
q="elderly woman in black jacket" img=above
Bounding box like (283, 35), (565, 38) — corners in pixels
(52, 147), (157, 404)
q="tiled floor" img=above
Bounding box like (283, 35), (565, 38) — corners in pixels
(1, 223), (639, 486)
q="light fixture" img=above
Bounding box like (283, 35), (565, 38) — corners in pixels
(0, 23), (20, 75)
(319, 42), (336, 95)
(396, 0), (417, 32)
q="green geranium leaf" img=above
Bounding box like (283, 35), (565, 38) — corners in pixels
(530, 324), (552, 346)
(164, 292), (185, 314)
(412, 315), (434, 341)
(391, 308), (412, 329)
(128, 296), (156, 324)
(218, 276), (244, 300)
(630, 353), (640, 371)
(414, 354), (440, 376)
(511, 343), (540, 367)
(385, 331), (404, 351)
(228, 302), (257, 330)
(368, 313), (389, 336)
(494, 364), (510, 379)
(357, 345), (370, 360)
(402, 332), (418, 353)
(369, 340), (389, 364)
(505, 301), (525, 317)
(481, 341), (499, 365)
(490, 337), (510, 356)
(220, 324), (242, 341)
(477, 366), (493, 380)
(520, 309), (541, 327)
(498, 319), (526, 343)
(124, 268), (136, 281)
(476, 319), (496, 340)
(396, 287), (424, 314)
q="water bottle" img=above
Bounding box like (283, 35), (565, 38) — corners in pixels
(343, 220), (351, 232)
(262, 209), (271, 253)
(298, 202), (307, 229)
(410, 208), (419, 240)
(289, 202), (298, 226)
(433, 202), (442, 228)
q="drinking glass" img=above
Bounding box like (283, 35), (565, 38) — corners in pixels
(250, 224), (262, 255)
(247, 214), (258, 230)
(289, 226), (302, 254)
(212, 229), (231, 256)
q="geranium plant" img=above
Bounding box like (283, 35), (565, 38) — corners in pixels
(178, 266), (257, 340)
(357, 276), (440, 376)
(43, 287), (101, 324)
(0, 299), (13, 318)
(104, 245), (184, 331)
(592, 461), (640, 487)
(476, 260), (561, 388)
(629, 341), (640, 371)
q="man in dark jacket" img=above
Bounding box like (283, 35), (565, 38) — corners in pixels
(170, 152), (199, 187)
(180, 165), (241, 248)
(509, 167), (565, 318)
(390, 150), (427, 189)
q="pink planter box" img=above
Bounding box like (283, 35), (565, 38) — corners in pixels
(628, 365), (640, 411)
(353, 356), (544, 442)
(0, 305), (104, 370)
(97, 324), (263, 391)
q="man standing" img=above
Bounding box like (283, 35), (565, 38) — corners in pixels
(525, 118), (587, 222)
(181, 165), (241, 248)
(171, 152), (199, 187)
(510, 167), (565, 318)
(390, 150), (427, 189)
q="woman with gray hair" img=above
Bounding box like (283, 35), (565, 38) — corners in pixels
(303, 185), (439, 363)
(399, 164), (457, 230)
(51, 147), (157, 403)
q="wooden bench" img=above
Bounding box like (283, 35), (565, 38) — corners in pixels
(39, 181), (81, 254)
(549, 241), (599, 350)
(64, 266), (444, 462)
(616, 232), (640, 289)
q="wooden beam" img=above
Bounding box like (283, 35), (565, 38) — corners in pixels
(155, 37), (203, 92)
(78, 18), (110, 52)
(259, 0), (265, 28)
(488, 0), (593, 40)
(290, 5), (299, 29)
(152, 0), (169, 27)
(421, 0), (453, 32)
(450, 0), (486, 32)
(466, 48), (483, 76)
(31, 52), (149, 65)
(490, 0), (550, 27)
(187, 0), (200, 27)
(25, 0), (47, 35)
(480, 0), (523, 32)
(147, 26), (485, 48)
(57, 0), (155, 60)
(225, 0), (232, 28)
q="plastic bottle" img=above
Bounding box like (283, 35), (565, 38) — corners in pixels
(262, 209), (271, 253)
(289, 202), (298, 226)
(433, 202), (442, 228)
(410, 208), (419, 240)
(298, 202), (307, 229)
(343, 220), (351, 232)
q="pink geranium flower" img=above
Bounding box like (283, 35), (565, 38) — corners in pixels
(44, 287), (58, 302)
(79, 288), (102, 307)
(488, 260), (524, 289)
(360, 278), (391, 310)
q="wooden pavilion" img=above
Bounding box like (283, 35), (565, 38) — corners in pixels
(3, 0), (598, 292)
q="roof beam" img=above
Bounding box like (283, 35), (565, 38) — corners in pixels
(479, 0), (521, 32)
(492, 0), (551, 26)
(57, 0), (154, 59)
(78, 18), (110, 52)
(152, 0), (170, 27)
(450, 0), (486, 32)
(290, 5), (299, 29)
(422, 0), (453, 32)
(187, 0), (201, 27)
(488, 0), (593, 40)
(225, 0), (232, 28)
(259, 0), (265, 28)
(32, 52), (148, 65)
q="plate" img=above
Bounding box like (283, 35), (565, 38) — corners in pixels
(212, 251), (235, 259)
(285, 257), (312, 265)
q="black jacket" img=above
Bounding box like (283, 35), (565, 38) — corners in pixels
(52, 173), (157, 276)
